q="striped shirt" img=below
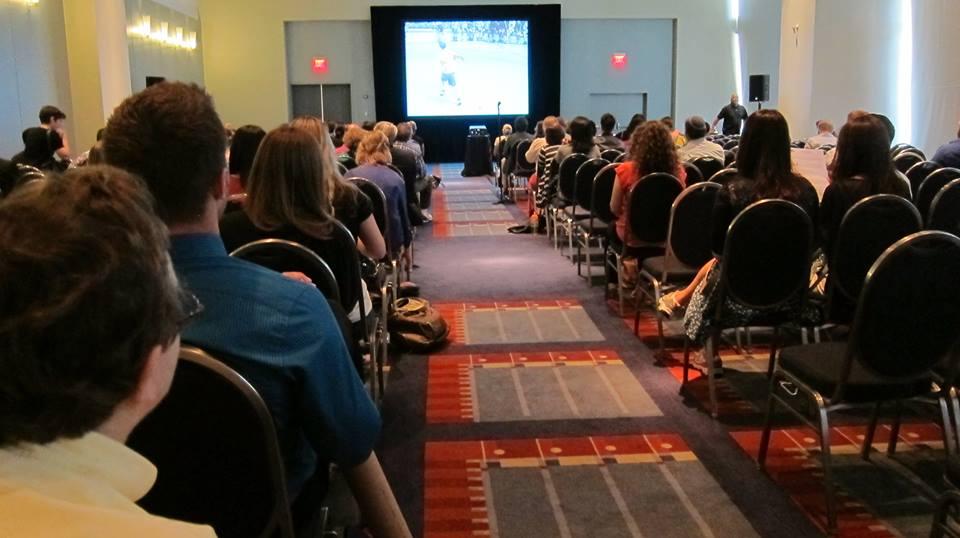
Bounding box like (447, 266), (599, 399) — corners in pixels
(535, 144), (561, 207)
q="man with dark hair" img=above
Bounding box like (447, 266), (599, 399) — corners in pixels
(678, 115), (724, 162)
(104, 83), (410, 538)
(595, 112), (624, 151)
(395, 121), (434, 218)
(38, 105), (70, 160)
(0, 166), (213, 537)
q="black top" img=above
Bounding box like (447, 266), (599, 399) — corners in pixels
(390, 145), (419, 195)
(716, 104), (749, 135)
(818, 177), (911, 264)
(711, 175), (820, 256)
(12, 127), (63, 169)
(332, 183), (374, 240)
(503, 131), (534, 172)
(219, 211), (360, 314)
(594, 134), (625, 151)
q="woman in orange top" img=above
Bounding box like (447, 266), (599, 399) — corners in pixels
(610, 120), (687, 248)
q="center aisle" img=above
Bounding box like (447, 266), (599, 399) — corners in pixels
(376, 166), (821, 538)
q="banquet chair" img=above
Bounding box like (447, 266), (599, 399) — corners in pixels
(681, 161), (703, 184)
(905, 160), (942, 200)
(759, 231), (960, 532)
(682, 200), (813, 418)
(917, 168), (960, 221)
(605, 172), (682, 315)
(635, 182), (721, 353)
(691, 157), (724, 184)
(129, 346), (297, 538)
(566, 157), (608, 263)
(929, 178), (960, 235)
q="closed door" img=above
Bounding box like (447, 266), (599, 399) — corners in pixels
(291, 84), (351, 122)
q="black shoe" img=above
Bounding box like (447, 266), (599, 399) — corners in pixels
(508, 224), (533, 234)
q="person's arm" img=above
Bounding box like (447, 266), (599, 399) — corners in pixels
(54, 130), (70, 159)
(711, 115), (721, 132)
(524, 138), (542, 164)
(610, 177), (624, 216)
(343, 453), (412, 538)
(290, 290), (410, 536)
(358, 215), (387, 260)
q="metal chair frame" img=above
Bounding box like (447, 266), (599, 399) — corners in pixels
(758, 232), (960, 533)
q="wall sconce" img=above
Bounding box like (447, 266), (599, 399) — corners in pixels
(127, 15), (198, 50)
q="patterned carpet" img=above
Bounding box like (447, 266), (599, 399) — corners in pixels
(376, 166), (949, 538)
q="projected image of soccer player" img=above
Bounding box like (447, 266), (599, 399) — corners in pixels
(437, 36), (464, 107)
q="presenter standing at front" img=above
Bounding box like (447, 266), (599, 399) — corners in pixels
(711, 93), (749, 135)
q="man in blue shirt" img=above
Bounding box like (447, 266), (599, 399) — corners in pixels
(933, 122), (960, 168)
(104, 82), (410, 538)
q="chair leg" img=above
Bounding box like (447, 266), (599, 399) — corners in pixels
(766, 327), (779, 379)
(887, 400), (903, 455)
(939, 392), (955, 458)
(950, 386), (960, 455)
(616, 255), (625, 316)
(681, 338), (691, 385)
(862, 402), (881, 460)
(706, 332), (719, 418)
(814, 397), (838, 533)
(585, 235), (593, 286)
(758, 371), (780, 469)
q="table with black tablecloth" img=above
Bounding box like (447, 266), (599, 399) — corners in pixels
(462, 134), (492, 177)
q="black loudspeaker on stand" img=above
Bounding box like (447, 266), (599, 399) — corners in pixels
(749, 74), (769, 110)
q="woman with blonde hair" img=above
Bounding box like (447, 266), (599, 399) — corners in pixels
(348, 131), (412, 263)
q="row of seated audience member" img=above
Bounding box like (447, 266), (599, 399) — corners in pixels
(0, 82), (413, 537)
(506, 104), (959, 352)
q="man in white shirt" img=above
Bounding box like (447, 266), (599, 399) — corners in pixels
(805, 119), (837, 149)
(0, 166), (213, 537)
(678, 116), (725, 162)
(524, 115), (561, 164)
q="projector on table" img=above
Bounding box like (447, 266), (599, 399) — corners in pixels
(468, 125), (488, 136)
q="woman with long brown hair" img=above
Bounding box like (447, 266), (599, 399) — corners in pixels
(819, 115), (910, 263)
(219, 125), (375, 329)
(658, 110), (819, 352)
(290, 116), (386, 261)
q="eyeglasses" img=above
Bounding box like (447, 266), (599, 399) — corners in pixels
(177, 290), (205, 330)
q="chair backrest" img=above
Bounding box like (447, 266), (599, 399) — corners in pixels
(230, 239), (340, 305)
(557, 152), (588, 203)
(893, 151), (924, 174)
(574, 158), (609, 210)
(336, 161), (349, 177)
(891, 143), (925, 161)
(929, 177), (960, 235)
(625, 172), (684, 244)
(348, 177), (391, 257)
(917, 167), (960, 221)
(666, 182), (722, 268)
(681, 161), (703, 184)
(600, 148), (623, 162)
(128, 346), (295, 538)
(847, 231), (960, 380)
(692, 157), (724, 184)
(723, 149), (736, 167)
(614, 152), (628, 163)
(719, 199), (813, 310)
(590, 163), (619, 224)
(831, 194), (922, 304)
(723, 140), (739, 150)
(515, 139), (534, 172)
(905, 160), (942, 199)
(708, 167), (739, 186)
